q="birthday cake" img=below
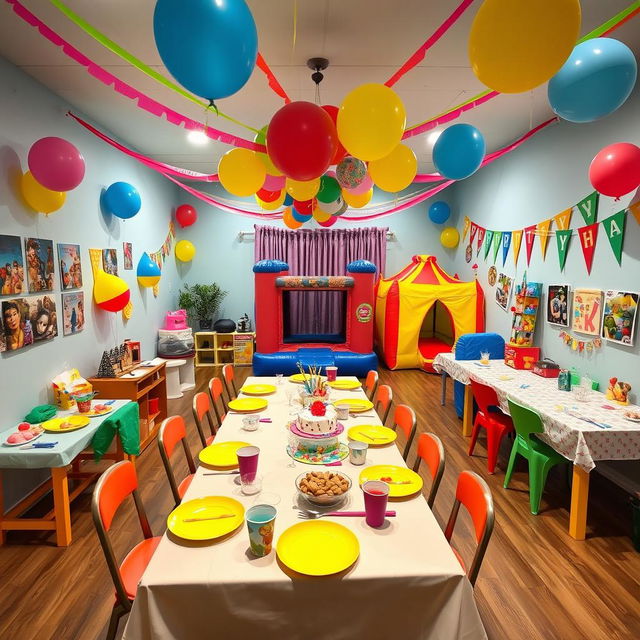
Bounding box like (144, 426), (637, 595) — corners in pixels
(297, 405), (338, 435)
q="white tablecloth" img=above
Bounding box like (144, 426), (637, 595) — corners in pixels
(123, 377), (486, 640)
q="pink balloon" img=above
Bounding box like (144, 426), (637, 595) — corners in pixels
(588, 142), (640, 198)
(28, 137), (85, 191)
(263, 173), (286, 191)
(348, 173), (373, 195)
(317, 214), (338, 227)
(325, 169), (337, 179)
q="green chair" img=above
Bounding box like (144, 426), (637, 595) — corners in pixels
(504, 399), (569, 515)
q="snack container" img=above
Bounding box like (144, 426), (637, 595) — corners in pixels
(504, 345), (540, 370)
(532, 359), (560, 378)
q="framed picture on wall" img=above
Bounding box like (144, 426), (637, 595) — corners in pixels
(123, 242), (133, 270)
(102, 249), (118, 276)
(546, 284), (570, 327)
(57, 243), (83, 290)
(601, 290), (638, 347)
(0, 234), (25, 296)
(62, 291), (85, 336)
(27, 294), (58, 342)
(0, 298), (33, 352)
(571, 288), (602, 336)
(495, 273), (512, 311)
(25, 237), (54, 293)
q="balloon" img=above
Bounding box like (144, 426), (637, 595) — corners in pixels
(317, 175), (341, 203)
(440, 227), (460, 249)
(318, 214), (338, 227)
(468, 0), (581, 93)
(136, 252), (161, 288)
(337, 84), (406, 161)
(343, 188), (372, 208)
(348, 174), (373, 195)
(283, 194), (294, 207)
(94, 270), (130, 312)
(334, 199), (349, 216)
(428, 201), (451, 224)
(548, 38), (638, 123)
(20, 171), (66, 214)
(293, 199), (314, 217)
(368, 144), (417, 192)
(263, 173), (286, 191)
(28, 137), (85, 191)
(153, 0), (257, 100)
(103, 182), (141, 219)
(313, 206), (333, 223)
(433, 124), (485, 180)
(267, 102), (337, 181)
(254, 126), (283, 177)
(255, 190), (286, 211)
(317, 197), (344, 216)
(321, 105), (347, 164)
(282, 207), (303, 229)
(218, 148), (266, 197)
(256, 188), (281, 203)
(175, 204), (197, 228)
(589, 143), (640, 198)
(336, 157), (367, 189)
(175, 240), (196, 262)
(286, 178), (320, 201)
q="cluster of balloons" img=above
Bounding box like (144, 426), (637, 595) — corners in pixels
(428, 202), (459, 249)
(21, 137), (85, 214)
(103, 182), (141, 219)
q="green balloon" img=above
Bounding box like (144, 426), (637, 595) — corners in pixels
(254, 124), (268, 146)
(317, 175), (341, 203)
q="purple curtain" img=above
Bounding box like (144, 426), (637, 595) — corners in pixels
(254, 226), (387, 336)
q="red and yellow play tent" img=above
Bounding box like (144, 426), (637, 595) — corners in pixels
(375, 255), (484, 372)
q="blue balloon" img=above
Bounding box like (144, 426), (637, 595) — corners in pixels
(283, 194), (294, 207)
(428, 201), (450, 224)
(291, 207), (312, 223)
(433, 124), (485, 180)
(153, 0), (258, 100)
(548, 38), (637, 123)
(103, 182), (141, 219)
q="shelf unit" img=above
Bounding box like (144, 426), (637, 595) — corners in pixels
(195, 332), (255, 367)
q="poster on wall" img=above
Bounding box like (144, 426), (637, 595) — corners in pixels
(495, 273), (512, 311)
(546, 285), (570, 327)
(601, 290), (638, 347)
(62, 291), (85, 336)
(102, 249), (118, 276)
(27, 295), (58, 342)
(0, 298), (33, 352)
(123, 242), (133, 270)
(57, 243), (83, 290)
(571, 288), (602, 336)
(25, 238), (55, 293)
(0, 234), (25, 296)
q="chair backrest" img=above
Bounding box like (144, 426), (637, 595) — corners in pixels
(374, 384), (393, 425)
(470, 379), (500, 417)
(412, 432), (445, 508)
(507, 398), (544, 444)
(392, 404), (417, 461)
(222, 364), (237, 399)
(364, 370), (379, 400)
(92, 461), (152, 609)
(158, 416), (196, 505)
(444, 470), (494, 586)
(208, 376), (227, 423)
(192, 392), (217, 447)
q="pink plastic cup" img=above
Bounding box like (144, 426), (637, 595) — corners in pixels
(237, 446), (259, 482)
(362, 480), (390, 528)
(325, 366), (337, 382)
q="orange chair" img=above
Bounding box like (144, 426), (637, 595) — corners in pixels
(364, 369), (379, 400)
(92, 461), (162, 640)
(374, 384), (393, 425)
(222, 363), (238, 401)
(192, 392), (217, 447)
(391, 404), (417, 461)
(208, 376), (227, 424)
(412, 432), (445, 508)
(158, 416), (196, 506)
(444, 470), (494, 587)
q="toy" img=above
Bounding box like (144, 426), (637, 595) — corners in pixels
(606, 377), (632, 405)
(509, 274), (541, 347)
(163, 310), (188, 330)
(237, 313), (252, 332)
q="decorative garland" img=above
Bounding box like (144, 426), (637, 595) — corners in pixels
(148, 221), (176, 297)
(558, 330), (602, 353)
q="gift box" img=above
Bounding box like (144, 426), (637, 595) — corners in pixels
(532, 359), (560, 378)
(504, 345), (540, 370)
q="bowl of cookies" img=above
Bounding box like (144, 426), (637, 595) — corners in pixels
(296, 471), (351, 507)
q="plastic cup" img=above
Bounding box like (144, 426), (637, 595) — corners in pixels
(336, 405), (350, 421)
(242, 415), (260, 431)
(276, 373), (283, 385)
(348, 440), (368, 465)
(362, 480), (390, 528)
(241, 473), (262, 495)
(325, 366), (338, 382)
(237, 445), (259, 482)
(480, 351), (490, 365)
(246, 504), (276, 557)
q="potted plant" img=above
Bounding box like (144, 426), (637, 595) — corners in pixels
(178, 283), (227, 330)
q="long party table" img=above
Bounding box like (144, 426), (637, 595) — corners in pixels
(123, 377), (486, 640)
(433, 353), (640, 540)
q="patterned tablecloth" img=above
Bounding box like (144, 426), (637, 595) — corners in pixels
(433, 353), (640, 472)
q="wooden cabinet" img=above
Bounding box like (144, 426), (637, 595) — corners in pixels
(195, 332), (255, 367)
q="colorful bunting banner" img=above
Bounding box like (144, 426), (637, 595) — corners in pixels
(553, 208), (572, 230)
(559, 330), (602, 353)
(483, 230), (494, 260)
(148, 221), (176, 297)
(524, 225), (536, 266)
(555, 230), (572, 271)
(492, 231), (502, 263)
(470, 222), (478, 243)
(476, 227), (486, 256)
(462, 216), (471, 241)
(574, 191), (599, 226)
(502, 231), (512, 266)
(537, 219), (552, 260)
(512, 230), (523, 266)
(578, 223), (599, 274)
(602, 210), (626, 265)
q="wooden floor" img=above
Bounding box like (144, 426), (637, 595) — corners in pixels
(1, 367), (639, 640)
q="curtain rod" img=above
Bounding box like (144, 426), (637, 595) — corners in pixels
(237, 230), (396, 241)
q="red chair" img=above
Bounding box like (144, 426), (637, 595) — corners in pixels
(192, 392), (217, 447)
(412, 433), (445, 508)
(444, 470), (494, 586)
(208, 376), (227, 424)
(468, 379), (514, 474)
(373, 384), (393, 425)
(92, 461), (162, 640)
(364, 369), (379, 400)
(222, 363), (238, 401)
(158, 416), (196, 506)
(391, 404), (417, 461)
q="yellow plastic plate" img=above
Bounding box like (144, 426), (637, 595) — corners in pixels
(228, 398), (268, 413)
(359, 465), (423, 498)
(240, 384), (277, 396)
(333, 398), (374, 413)
(167, 496), (245, 541)
(277, 521), (360, 576)
(41, 415), (90, 433)
(347, 425), (397, 446)
(289, 373), (325, 384)
(328, 380), (361, 390)
(199, 441), (251, 468)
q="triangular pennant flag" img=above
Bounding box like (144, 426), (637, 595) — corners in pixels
(512, 230), (523, 266)
(555, 229), (572, 271)
(602, 210), (626, 265)
(462, 216), (471, 241)
(574, 191), (599, 226)
(537, 219), (552, 260)
(470, 222), (479, 243)
(483, 230), (494, 260)
(627, 189), (640, 225)
(492, 231), (502, 263)
(524, 225), (537, 265)
(578, 223), (599, 274)
(553, 208), (572, 230)
(502, 231), (512, 266)
(476, 227), (486, 256)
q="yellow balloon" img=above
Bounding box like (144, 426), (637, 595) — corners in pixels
(21, 171), (66, 214)
(342, 188), (373, 209)
(440, 227), (460, 249)
(255, 191), (286, 211)
(468, 0), (581, 93)
(282, 206), (302, 229)
(337, 83), (406, 161)
(255, 125), (283, 176)
(218, 148), (266, 197)
(175, 240), (196, 262)
(369, 144), (417, 192)
(312, 206), (333, 223)
(285, 178), (320, 201)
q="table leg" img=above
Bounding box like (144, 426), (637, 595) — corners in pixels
(51, 467), (72, 547)
(462, 385), (473, 437)
(569, 465), (590, 541)
(440, 372), (447, 406)
(0, 470), (5, 546)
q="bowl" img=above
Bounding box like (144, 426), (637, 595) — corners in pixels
(295, 471), (351, 507)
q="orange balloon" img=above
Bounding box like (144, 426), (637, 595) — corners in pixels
(282, 206), (302, 229)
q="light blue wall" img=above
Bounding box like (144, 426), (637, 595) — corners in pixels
(449, 86), (640, 391)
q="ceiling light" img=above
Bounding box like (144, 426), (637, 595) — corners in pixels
(187, 130), (209, 146)
(427, 130), (442, 146)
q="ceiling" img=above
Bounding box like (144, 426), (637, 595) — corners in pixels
(0, 0), (638, 173)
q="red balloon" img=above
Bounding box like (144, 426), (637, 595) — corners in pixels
(256, 187), (281, 203)
(293, 199), (314, 216)
(317, 214), (338, 227)
(589, 142), (640, 198)
(321, 105), (348, 165)
(175, 204), (198, 228)
(266, 102), (337, 181)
